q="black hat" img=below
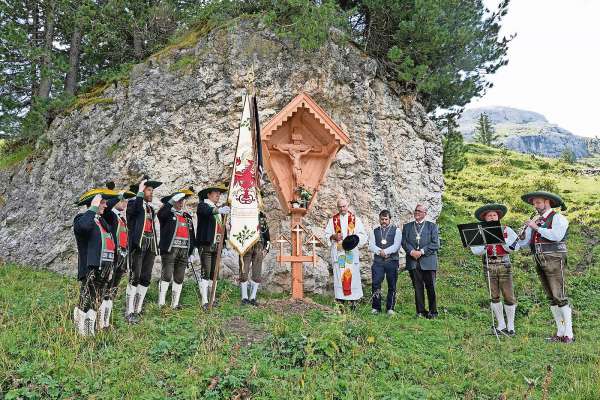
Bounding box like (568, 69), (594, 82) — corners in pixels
(198, 183), (228, 200)
(75, 188), (120, 207)
(474, 203), (508, 221)
(342, 234), (360, 251)
(161, 187), (196, 204)
(129, 175), (162, 193)
(106, 181), (136, 200)
(521, 191), (567, 211)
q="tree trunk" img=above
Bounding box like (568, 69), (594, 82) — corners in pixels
(29, 0), (40, 99)
(133, 29), (143, 60)
(64, 26), (82, 95)
(37, 0), (55, 100)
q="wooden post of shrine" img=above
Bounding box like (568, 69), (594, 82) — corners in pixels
(290, 209), (306, 298)
(262, 92), (350, 299)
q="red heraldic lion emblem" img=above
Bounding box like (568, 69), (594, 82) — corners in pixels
(233, 157), (257, 204)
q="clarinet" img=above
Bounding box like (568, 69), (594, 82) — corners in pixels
(509, 211), (538, 250)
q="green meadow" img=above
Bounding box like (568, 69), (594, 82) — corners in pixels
(1, 145), (599, 399)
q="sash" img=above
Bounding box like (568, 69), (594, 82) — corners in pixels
(206, 200), (224, 248)
(117, 216), (128, 250)
(175, 214), (190, 240)
(143, 204), (153, 233)
(96, 219), (115, 262)
(332, 212), (356, 296)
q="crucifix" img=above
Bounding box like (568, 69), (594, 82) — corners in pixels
(271, 111), (324, 189)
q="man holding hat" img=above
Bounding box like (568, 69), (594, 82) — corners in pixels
(98, 182), (135, 328)
(196, 183), (230, 308)
(157, 187), (197, 309)
(518, 191), (573, 343)
(73, 188), (119, 336)
(470, 203), (518, 336)
(401, 204), (440, 319)
(324, 198), (368, 307)
(126, 177), (162, 321)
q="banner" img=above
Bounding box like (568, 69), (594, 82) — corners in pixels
(228, 95), (260, 256)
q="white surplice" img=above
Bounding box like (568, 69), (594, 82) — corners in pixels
(324, 212), (368, 300)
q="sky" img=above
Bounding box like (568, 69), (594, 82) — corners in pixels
(466, 0), (600, 137)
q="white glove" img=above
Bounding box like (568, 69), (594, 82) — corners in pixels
(172, 192), (186, 202)
(188, 252), (199, 264)
(218, 206), (231, 215)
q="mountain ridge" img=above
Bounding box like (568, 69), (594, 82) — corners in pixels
(458, 106), (590, 158)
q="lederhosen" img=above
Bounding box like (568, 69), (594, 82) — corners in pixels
(79, 218), (116, 312)
(105, 213), (129, 300)
(161, 212), (193, 285)
(530, 211), (569, 307)
(130, 203), (157, 287)
(199, 207), (225, 280)
(483, 227), (516, 305)
(239, 212), (270, 283)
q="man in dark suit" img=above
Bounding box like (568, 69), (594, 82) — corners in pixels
(401, 204), (440, 319)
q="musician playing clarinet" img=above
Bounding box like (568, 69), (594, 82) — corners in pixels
(517, 191), (573, 343)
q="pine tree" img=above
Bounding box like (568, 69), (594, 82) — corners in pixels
(474, 113), (499, 146)
(442, 116), (466, 173)
(560, 149), (576, 164)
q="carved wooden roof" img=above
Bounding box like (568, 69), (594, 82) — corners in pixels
(262, 92), (350, 146)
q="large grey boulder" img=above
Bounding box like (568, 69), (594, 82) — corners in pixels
(0, 21), (443, 293)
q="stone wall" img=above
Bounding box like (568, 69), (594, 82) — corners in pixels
(0, 21), (443, 293)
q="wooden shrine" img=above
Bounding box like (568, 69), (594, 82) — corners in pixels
(261, 92), (350, 299)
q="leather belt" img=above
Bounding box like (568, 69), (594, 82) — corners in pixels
(533, 242), (567, 254)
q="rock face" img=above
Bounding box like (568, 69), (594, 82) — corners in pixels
(0, 22), (443, 294)
(458, 106), (589, 158)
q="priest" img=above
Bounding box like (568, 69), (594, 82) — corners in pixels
(323, 198), (368, 308)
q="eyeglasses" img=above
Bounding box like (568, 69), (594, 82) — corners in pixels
(414, 209), (426, 213)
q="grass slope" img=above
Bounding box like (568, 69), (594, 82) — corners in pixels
(1, 145), (600, 399)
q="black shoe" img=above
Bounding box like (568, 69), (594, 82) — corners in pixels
(242, 299), (250, 305)
(249, 299), (259, 307)
(172, 305), (182, 310)
(202, 304), (209, 311)
(426, 312), (438, 319)
(501, 329), (515, 337)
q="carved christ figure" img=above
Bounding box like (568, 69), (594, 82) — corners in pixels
(273, 142), (314, 187)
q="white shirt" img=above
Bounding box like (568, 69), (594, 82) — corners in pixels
(369, 225), (402, 256)
(518, 209), (569, 248)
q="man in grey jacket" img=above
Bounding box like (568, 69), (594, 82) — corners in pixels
(401, 204), (440, 319)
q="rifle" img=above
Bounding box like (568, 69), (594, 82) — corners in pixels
(208, 215), (228, 311)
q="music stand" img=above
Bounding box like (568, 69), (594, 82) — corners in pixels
(457, 220), (506, 341)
